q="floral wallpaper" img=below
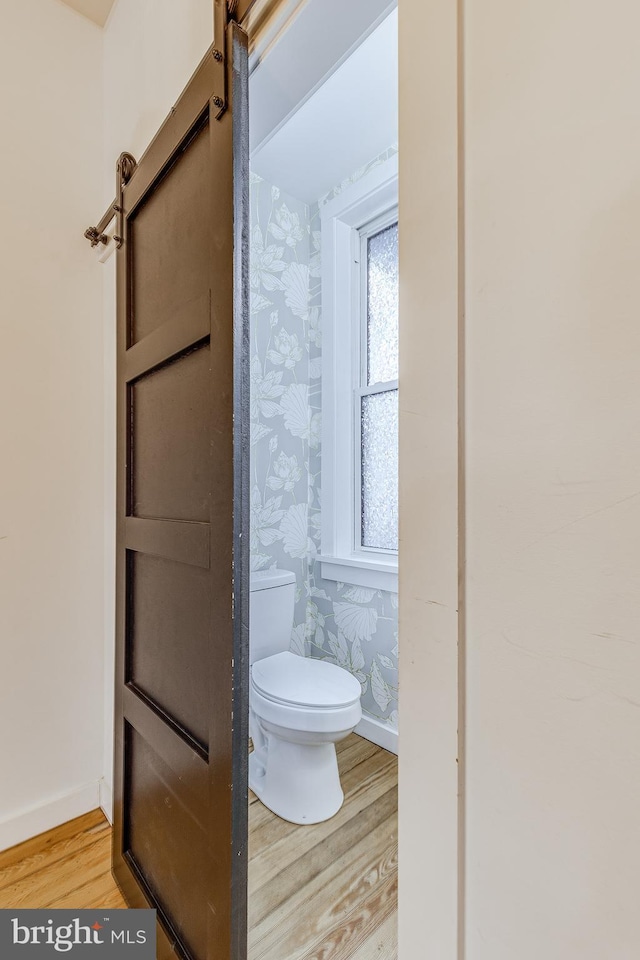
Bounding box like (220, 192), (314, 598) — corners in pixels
(249, 148), (398, 731)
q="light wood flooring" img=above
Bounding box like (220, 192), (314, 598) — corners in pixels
(0, 734), (397, 960)
(0, 809), (126, 910)
(248, 734), (397, 960)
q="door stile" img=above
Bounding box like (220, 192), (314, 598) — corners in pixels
(203, 20), (250, 960)
(113, 145), (137, 906)
(229, 23), (250, 960)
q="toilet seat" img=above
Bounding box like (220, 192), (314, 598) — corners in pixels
(252, 651), (361, 709)
(250, 652), (362, 735)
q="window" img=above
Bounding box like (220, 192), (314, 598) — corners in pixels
(320, 156), (398, 592)
(359, 216), (399, 553)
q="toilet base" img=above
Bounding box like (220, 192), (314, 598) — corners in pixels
(249, 735), (344, 825)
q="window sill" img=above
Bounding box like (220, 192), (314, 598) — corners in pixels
(319, 554), (398, 594)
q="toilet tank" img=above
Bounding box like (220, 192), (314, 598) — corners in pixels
(249, 568), (296, 664)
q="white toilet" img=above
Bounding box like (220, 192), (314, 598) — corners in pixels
(249, 568), (362, 825)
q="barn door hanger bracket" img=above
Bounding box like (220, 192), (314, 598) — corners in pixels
(83, 151), (137, 249)
(211, 0), (244, 119)
(114, 152), (137, 247)
(211, 0), (229, 119)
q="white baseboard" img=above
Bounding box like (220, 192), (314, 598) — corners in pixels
(355, 714), (398, 755)
(99, 778), (113, 825)
(0, 781), (101, 853)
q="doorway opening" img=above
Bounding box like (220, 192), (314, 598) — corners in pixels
(247, 3), (398, 957)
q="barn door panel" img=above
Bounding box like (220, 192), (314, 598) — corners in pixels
(112, 17), (249, 960)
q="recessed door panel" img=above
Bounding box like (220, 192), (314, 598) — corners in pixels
(126, 725), (209, 960)
(127, 551), (212, 750)
(130, 122), (212, 347)
(131, 345), (211, 523)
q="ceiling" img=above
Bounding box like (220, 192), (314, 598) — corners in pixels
(250, 8), (397, 203)
(58, 0), (116, 27)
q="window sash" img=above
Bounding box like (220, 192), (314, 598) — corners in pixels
(354, 383), (399, 554)
(358, 212), (400, 389)
(355, 210), (399, 555)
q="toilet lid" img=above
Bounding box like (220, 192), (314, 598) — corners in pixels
(252, 651), (362, 708)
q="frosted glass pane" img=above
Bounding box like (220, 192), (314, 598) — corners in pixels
(361, 390), (398, 550)
(367, 222), (399, 385)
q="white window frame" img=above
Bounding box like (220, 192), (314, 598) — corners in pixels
(320, 154), (398, 593)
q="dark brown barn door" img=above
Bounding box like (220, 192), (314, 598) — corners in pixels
(112, 15), (249, 960)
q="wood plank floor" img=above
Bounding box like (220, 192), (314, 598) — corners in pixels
(0, 734), (397, 960)
(0, 809), (127, 910)
(248, 734), (398, 960)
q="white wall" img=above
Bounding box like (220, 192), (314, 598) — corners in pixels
(399, 0), (640, 958)
(464, 2), (640, 956)
(100, 0), (214, 818)
(0, 0), (104, 849)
